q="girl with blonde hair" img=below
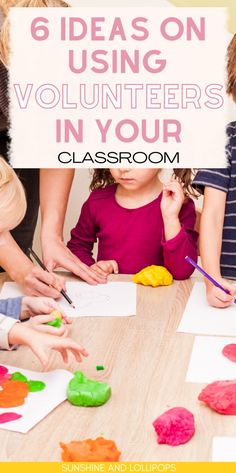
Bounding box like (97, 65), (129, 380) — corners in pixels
(0, 157), (88, 366)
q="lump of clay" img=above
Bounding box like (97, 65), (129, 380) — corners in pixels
(67, 371), (111, 407)
(11, 371), (46, 392)
(0, 366), (11, 384)
(11, 372), (28, 383)
(0, 380), (29, 408)
(222, 344), (236, 363)
(132, 265), (173, 287)
(153, 407), (195, 446)
(46, 309), (62, 328)
(27, 380), (46, 392)
(198, 380), (236, 414)
(0, 366), (8, 376)
(60, 437), (121, 461)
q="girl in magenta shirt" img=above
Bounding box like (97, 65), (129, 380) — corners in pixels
(67, 169), (198, 279)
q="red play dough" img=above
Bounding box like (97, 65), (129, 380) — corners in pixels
(152, 407), (195, 446)
(0, 366), (11, 385)
(0, 413), (22, 424)
(0, 366), (8, 376)
(198, 380), (236, 414)
(222, 344), (236, 363)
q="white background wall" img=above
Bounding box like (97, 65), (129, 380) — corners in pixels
(33, 0), (235, 253)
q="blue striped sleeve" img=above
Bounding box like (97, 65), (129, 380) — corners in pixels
(193, 168), (230, 194)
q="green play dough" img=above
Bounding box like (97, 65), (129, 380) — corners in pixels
(47, 317), (62, 328)
(67, 371), (111, 407)
(27, 380), (46, 392)
(10, 371), (46, 392)
(11, 372), (28, 383)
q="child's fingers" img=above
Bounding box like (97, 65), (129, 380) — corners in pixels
(71, 349), (82, 363)
(91, 263), (108, 277)
(58, 348), (68, 364)
(213, 287), (234, 302)
(61, 315), (72, 324)
(212, 298), (233, 308)
(35, 299), (71, 325)
(208, 287), (234, 307)
(58, 338), (88, 359)
(29, 313), (57, 324)
(109, 260), (119, 274)
(36, 324), (67, 337)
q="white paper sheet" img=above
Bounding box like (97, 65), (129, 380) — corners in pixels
(186, 336), (236, 383)
(177, 283), (236, 336)
(0, 281), (136, 317)
(0, 364), (73, 433)
(212, 437), (236, 461)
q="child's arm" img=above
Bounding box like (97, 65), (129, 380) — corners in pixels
(7, 318), (88, 366)
(161, 181), (198, 280)
(0, 313), (20, 350)
(200, 186), (236, 307)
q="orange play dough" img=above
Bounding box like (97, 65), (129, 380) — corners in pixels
(0, 380), (29, 408)
(60, 437), (121, 461)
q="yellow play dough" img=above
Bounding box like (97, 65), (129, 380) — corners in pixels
(132, 265), (173, 287)
(50, 309), (62, 320)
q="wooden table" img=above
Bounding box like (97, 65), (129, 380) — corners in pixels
(0, 272), (235, 462)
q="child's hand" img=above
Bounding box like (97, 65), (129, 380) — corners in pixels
(25, 313), (68, 337)
(91, 260), (119, 276)
(206, 279), (236, 308)
(161, 180), (185, 220)
(20, 296), (71, 324)
(8, 323), (88, 366)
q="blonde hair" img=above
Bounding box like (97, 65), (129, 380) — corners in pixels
(0, 157), (26, 231)
(0, 0), (69, 66)
(227, 34), (236, 102)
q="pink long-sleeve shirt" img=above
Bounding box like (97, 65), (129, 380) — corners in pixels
(67, 184), (198, 279)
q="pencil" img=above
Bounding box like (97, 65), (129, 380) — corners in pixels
(185, 255), (236, 304)
(28, 248), (75, 308)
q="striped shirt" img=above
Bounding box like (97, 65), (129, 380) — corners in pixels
(193, 121), (236, 279)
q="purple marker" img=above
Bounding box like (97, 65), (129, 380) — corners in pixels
(185, 256), (236, 304)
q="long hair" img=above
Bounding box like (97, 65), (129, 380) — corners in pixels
(0, 156), (26, 231)
(90, 169), (198, 198)
(0, 0), (69, 66)
(227, 34), (236, 102)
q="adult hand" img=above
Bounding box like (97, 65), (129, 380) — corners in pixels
(41, 238), (107, 285)
(17, 263), (66, 298)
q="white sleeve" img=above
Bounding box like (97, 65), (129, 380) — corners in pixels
(0, 313), (20, 350)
